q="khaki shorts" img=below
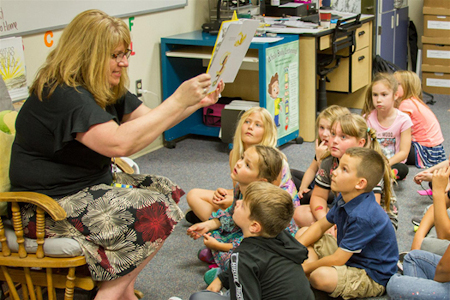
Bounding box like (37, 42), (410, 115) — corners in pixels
(313, 234), (385, 300)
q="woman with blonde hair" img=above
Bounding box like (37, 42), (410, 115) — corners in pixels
(9, 9), (224, 300)
(186, 106), (298, 223)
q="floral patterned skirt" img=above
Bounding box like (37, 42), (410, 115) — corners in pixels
(21, 173), (184, 281)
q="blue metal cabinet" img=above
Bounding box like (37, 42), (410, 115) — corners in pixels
(160, 31), (299, 147)
(377, 1), (408, 69)
(380, 10), (395, 63)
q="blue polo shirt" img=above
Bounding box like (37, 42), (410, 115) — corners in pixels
(326, 192), (398, 286)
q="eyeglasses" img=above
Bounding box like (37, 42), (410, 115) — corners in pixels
(111, 49), (132, 63)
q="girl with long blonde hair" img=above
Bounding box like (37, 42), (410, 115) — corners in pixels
(394, 70), (446, 168)
(186, 107), (298, 223)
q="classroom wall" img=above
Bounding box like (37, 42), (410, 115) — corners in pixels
(21, 0), (210, 157)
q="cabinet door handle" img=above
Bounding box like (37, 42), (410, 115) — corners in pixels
(358, 56), (365, 61)
(358, 31), (365, 36)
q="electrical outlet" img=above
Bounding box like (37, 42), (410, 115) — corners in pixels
(135, 79), (142, 97)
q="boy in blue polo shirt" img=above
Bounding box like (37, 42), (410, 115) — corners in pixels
(297, 147), (398, 299)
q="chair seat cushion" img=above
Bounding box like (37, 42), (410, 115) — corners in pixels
(0, 222), (83, 257)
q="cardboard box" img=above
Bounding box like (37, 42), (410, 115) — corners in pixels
(422, 36), (450, 45)
(424, 0), (450, 15)
(422, 64), (450, 95)
(424, 15), (450, 37)
(422, 44), (450, 65)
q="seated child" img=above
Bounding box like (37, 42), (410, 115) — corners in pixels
(411, 166), (450, 256)
(297, 147), (398, 299)
(187, 145), (298, 279)
(387, 246), (450, 299)
(189, 181), (314, 300)
(394, 70), (446, 169)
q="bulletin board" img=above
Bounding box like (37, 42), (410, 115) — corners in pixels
(0, 0), (188, 38)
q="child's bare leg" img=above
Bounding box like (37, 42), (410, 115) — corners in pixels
(309, 266), (338, 293)
(294, 205), (317, 227)
(187, 189), (218, 221)
(187, 189), (232, 221)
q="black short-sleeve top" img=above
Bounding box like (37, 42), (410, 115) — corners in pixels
(9, 85), (142, 198)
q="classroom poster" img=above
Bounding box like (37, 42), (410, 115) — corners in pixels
(0, 37), (28, 101)
(266, 40), (299, 139)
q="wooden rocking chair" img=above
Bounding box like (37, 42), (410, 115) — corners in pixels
(0, 158), (141, 300)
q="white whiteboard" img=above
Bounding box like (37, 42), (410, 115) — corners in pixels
(0, 0), (188, 38)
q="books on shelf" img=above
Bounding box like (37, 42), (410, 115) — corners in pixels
(0, 36), (28, 102)
(224, 100), (259, 110)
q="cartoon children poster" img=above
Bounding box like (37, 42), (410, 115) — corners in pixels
(266, 40), (299, 139)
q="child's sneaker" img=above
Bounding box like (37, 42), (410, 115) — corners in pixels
(185, 209), (202, 224)
(198, 247), (214, 264)
(204, 267), (219, 285)
(411, 216), (421, 226)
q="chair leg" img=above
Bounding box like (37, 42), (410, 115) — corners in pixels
(64, 267), (76, 300)
(317, 76), (328, 113)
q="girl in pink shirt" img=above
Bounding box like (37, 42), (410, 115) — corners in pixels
(394, 70), (446, 169)
(362, 73), (412, 180)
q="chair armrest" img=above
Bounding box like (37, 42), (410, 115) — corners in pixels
(112, 157), (135, 174)
(0, 192), (66, 221)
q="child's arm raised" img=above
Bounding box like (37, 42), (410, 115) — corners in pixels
(310, 185), (332, 221)
(432, 167), (450, 240)
(388, 128), (411, 166)
(187, 219), (221, 239)
(411, 206), (435, 250)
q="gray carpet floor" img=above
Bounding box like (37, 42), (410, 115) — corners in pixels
(132, 93), (450, 300)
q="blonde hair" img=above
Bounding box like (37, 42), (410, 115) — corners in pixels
(330, 114), (393, 211)
(316, 105), (351, 144)
(252, 145), (283, 184)
(362, 73), (398, 117)
(394, 70), (430, 113)
(231, 107), (278, 168)
(30, 9), (131, 108)
(244, 181), (293, 238)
